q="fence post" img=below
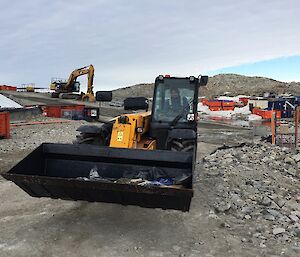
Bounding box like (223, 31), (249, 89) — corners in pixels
(295, 106), (299, 147)
(271, 111), (276, 145)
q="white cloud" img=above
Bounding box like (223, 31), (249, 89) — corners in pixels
(0, 0), (300, 90)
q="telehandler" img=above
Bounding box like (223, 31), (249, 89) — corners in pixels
(3, 75), (208, 211)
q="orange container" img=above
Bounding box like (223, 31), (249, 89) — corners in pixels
(261, 110), (281, 119)
(252, 108), (261, 116)
(222, 101), (235, 107)
(0, 112), (10, 139)
(209, 106), (222, 111)
(222, 106), (235, 111)
(252, 109), (281, 119)
(201, 99), (209, 106)
(207, 101), (222, 107)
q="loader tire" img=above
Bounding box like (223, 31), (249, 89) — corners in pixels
(170, 139), (195, 152)
(73, 123), (112, 146)
(74, 133), (102, 145)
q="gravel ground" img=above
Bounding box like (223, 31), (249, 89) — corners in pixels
(0, 118), (89, 174)
(0, 119), (87, 153)
(1, 119), (300, 256)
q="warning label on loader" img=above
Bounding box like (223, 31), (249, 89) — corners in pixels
(117, 131), (124, 142)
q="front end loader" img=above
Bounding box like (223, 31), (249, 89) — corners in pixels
(3, 75), (208, 211)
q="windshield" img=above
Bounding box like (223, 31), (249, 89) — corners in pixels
(152, 78), (196, 123)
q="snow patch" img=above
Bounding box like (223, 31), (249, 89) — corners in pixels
(0, 94), (23, 109)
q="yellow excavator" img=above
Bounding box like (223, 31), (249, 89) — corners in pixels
(50, 65), (95, 102)
(3, 75), (208, 212)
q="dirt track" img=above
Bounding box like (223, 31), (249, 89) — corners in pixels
(1, 91), (126, 117)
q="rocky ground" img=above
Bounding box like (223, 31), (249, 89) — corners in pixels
(200, 142), (300, 255)
(0, 118), (300, 256)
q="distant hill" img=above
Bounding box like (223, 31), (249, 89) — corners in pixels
(202, 74), (300, 97)
(112, 83), (154, 99)
(112, 74), (300, 99)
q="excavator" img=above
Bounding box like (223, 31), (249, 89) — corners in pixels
(50, 65), (95, 102)
(3, 75), (208, 212)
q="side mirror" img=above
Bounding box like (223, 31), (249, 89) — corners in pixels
(96, 91), (112, 102)
(199, 75), (208, 86)
(124, 97), (149, 111)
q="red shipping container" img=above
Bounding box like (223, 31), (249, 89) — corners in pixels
(0, 112), (10, 139)
(239, 97), (249, 105)
(42, 105), (85, 118)
(42, 106), (61, 118)
(62, 105), (85, 111)
(0, 85), (17, 91)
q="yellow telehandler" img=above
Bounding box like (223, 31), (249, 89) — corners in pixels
(3, 75), (208, 211)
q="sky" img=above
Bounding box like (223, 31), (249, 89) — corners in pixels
(1, 0), (300, 90)
(207, 55), (300, 82)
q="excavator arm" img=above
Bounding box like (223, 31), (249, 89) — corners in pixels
(58, 64), (95, 102)
(66, 65), (93, 89)
(67, 65), (95, 102)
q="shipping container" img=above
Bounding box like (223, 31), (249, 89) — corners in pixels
(42, 105), (85, 118)
(0, 85), (17, 91)
(207, 100), (222, 107)
(252, 108), (280, 119)
(261, 110), (281, 119)
(221, 101), (235, 107)
(281, 110), (293, 118)
(239, 97), (249, 105)
(0, 112), (10, 138)
(201, 99), (209, 106)
(222, 106), (235, 111)
(83, 107), (99, 121)
(209, 106), (222, 111)
(254, 100), (269, 109)
(61, 110), (84, 120)
(267, 100), (285, 111)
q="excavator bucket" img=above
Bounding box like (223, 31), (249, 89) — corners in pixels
(2, 143), (194, 211)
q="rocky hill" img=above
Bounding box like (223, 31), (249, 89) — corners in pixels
(112, 83), (154, 99)
(112, 74), (300, 98)
(202, 74), (300, 97)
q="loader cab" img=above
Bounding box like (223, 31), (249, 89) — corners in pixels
(150, 75), (207, 150)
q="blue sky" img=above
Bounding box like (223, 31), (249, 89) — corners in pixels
(207, 55), (300, 82)
(1, 0), (300, 90)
